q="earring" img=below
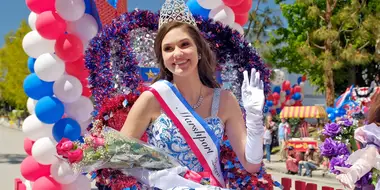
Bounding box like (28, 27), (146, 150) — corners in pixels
(198, 54), (201, 60)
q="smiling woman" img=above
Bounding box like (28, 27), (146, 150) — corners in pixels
(85, 1), (274, 188)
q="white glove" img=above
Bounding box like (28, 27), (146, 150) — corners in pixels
(241, 68), (265, 164)
(125, 166), (204, 189)
(335, 145), (380, 189)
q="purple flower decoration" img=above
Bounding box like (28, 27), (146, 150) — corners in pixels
(338, 118), (353, 127)
(336, 142), (350, 156)
(320, 138), (338, 157)
(323, 123), (341, 137)
(355, 172), (373, 188)
(329, 155), (351, 174)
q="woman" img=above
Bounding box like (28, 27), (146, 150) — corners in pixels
(120, 7), (265, 188)
(286, 146), (301, 174)
(336, 93), (380, 189)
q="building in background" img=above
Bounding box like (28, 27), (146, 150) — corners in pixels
(94, 0), (127, 25)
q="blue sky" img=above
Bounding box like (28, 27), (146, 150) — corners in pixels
(0, 0), (283, 46)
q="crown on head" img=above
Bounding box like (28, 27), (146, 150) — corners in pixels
(159, 0), (197, 28)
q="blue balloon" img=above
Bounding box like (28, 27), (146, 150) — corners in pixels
(53, 118), (81, 142)
(273, 86), (281, 93)
(328, 112), (336, 121)
(263, 106), (269, 113)
(292, 92), (301, 100)
(339, 108), (347, 116)
(23, 73), (54, 100)
(187, 0), (210, 19)
(27, 57), (36, 73)
(266, 101), (273, 107)
(297, 77), (302, 84)
(35, 96), (64, 124)
(326, 107), (335, 114)
(285, 90), (291, 95)
(276, 108), (282, 114)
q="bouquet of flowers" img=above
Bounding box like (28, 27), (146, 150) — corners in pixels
(320, 117), (378, 188)
(56, 120), (181, 174)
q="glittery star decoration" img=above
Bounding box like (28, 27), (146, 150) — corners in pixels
(145, 69), (156, 80)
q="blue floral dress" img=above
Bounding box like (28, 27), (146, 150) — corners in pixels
(146, 88), (224, 172)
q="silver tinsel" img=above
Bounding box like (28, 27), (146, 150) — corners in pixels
(220, 58), (241, 104)
(129, 28), (158, 68)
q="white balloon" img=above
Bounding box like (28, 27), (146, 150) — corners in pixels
(280, 96), (286, 103)
(300, 82), (305, 88)
(22, 31), (56, 58)
(31, 137), (58, 165)
(79, 118), (92, 135)
(34, 53), (65, 82)
(53, 75), (83, 103)
(197, 0), (223, 9)
(272, 69), (285, 85)
(231, 23), (244, 35)
(67, 14), (98, 42)
(22, 115), (54, 141)
(280, 91), (286, 98)
(62, 175), (91, 190)
(289, 99), (295, 106)
(27, 98), (38, 114)
(209, 5), (235, 26)
(55, 0), (85, 21)
(28, 12), (37, 31)
(64, 96), (94, 122)
(51, 160), (79, 184)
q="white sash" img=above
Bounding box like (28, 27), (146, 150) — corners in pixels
(148, 80), (225, 187)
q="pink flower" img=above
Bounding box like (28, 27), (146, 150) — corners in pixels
(67, 149), (84, 163)
(56, 138), (74, 157)
(93, 137), (105, 148)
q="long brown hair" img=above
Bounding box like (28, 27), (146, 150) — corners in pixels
(368, 93), (380, 125)
(153, 22), (220, 88)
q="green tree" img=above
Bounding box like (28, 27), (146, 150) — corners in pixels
(0, 20), (31, 110)
(245, 0), (283, 49)
(265, 0), (380, 106)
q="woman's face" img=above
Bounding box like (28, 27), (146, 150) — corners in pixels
(161, 27), (199, 78)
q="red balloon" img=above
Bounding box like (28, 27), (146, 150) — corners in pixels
(235, 12), (249, 26)
(293, 86), (302, 93)
(20, 156), (50, 181)
(36, 11), (66, 40)
(223, 0), (245, 7)
(282, 80), (291, 90)
(82, 87), (92, 97)
(273, 100), (278, 106)
(26, 0), (55, 14)
(302, 75), (307, 81)
(32, 176), (62, 190)
(55, 34), (84, 62)
(24, 138), (34, 156)
(65, 57), (89, 79)
(294, 101), (303, 106)
(230, 0), (253, 14)
(267, 94), (274, 101)
(272, 92), (280, 100)
(270, 109), (276, 115)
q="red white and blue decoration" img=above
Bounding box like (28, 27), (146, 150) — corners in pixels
(265, 69), (307, 116)
(20, 0), (99, 189)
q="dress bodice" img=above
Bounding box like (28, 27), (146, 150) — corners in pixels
(146, 88), (225, 172)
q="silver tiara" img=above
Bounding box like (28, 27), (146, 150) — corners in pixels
(159, 0), (197, 28)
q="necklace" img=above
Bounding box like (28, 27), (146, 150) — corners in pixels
(192, 86), (203, 109)
(192, 95), (204, 109)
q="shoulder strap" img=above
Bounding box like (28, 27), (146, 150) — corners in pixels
(211, 88), (221, 117)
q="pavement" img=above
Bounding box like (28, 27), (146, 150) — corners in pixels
(0, 121), (344, 190)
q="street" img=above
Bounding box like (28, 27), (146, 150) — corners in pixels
(0, 125), (344, 190)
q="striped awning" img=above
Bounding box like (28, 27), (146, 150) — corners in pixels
(279, 106), (327, 119)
